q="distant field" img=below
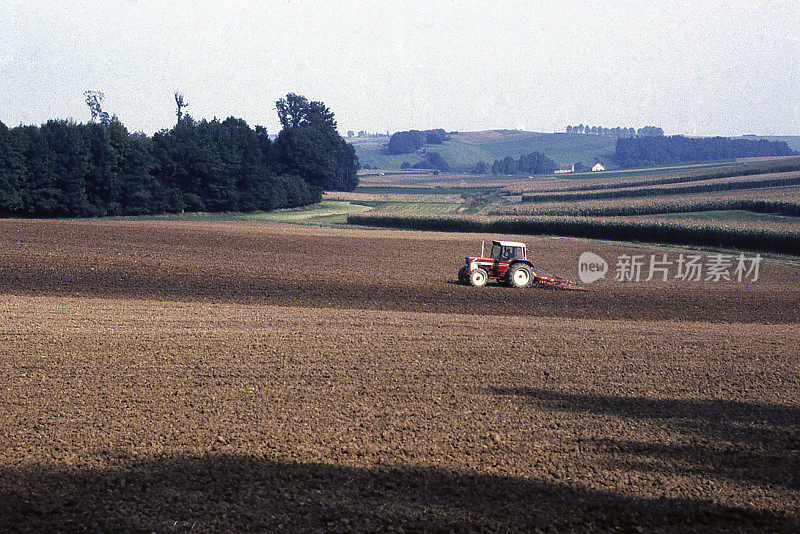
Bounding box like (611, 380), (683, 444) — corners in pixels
(345, 156), (800, 254)
(323, 191), (465, 203)
(356, 163), (760, 191)
(503, 157), (800, 195)
(519, 170), (800, 203)
(107, 156), (800, 253)
(351, 131), (800, 176)
(358, 171), (547, 189)
(354, 185), (499, 195)
(351, 130), (616, 172)
(111, 200), (372, 224)
(365, 202), (462, 214)
(491, 187), (800, 218)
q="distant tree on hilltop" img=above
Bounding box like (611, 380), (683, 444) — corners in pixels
(387, 129), (451, 154)
(387, 130), (424, 155)
(637, 126), (664, 137)
(424, 129), (449, 144)
(566, 123), (652, 137)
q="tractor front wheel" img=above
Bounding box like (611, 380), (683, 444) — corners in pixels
(507, 264), (532, 288)
(468, 268), (488, 287)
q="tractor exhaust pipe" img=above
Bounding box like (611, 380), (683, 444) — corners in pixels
(481, 240), (484, 258)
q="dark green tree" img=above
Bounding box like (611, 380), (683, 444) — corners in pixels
(424, 129), (449, 144)
(273, 93), (358, 191)
(330, 138), (359, 191)
(413, 151), (449, 172)
(276, 93), (335, 130)
(1, 99), (330, 217)
(386, 130), (424, 154)
(0, 121), (25, 215)
(84, 119), (124, 215)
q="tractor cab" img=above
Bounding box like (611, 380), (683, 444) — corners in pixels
(489, 241), (527, 262)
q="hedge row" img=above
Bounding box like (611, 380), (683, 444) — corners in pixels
(491, 199), (800, 218)
(348, 213), (800, 255)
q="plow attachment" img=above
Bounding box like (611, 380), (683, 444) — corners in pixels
(530, 268), (589, 291)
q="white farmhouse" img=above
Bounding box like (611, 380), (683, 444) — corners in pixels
(555, 163), (574, 174)
(592, 162), (606, 172)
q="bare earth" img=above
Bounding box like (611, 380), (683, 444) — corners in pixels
(0, 220), (798, 532)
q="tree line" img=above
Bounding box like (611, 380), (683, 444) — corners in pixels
(471, 152), (557, 175)
(0, 93), (358, 218)
(614, 135), (797, 168)
(565, 125), (664, 137)
(400, 151), (450, 172)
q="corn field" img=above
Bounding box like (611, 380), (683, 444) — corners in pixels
(492, 189), (800, 217)
(348, 213), (800, 255)
(520, 171), (800, 203)
(503, 157), (800, 196)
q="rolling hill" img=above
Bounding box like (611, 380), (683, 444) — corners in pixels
(350, 130), (616, 172)
(350, 131), (800, 174)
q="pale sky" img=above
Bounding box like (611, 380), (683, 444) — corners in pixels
(1, 0), (798, 136)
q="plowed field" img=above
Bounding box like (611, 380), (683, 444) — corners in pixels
(1, 220), (798, 532)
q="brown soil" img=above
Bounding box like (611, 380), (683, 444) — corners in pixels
(0, 220), (798, 532)
(1, 219), (798, 323)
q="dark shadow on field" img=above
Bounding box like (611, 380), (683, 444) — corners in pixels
(1, 454), (796, 533)
(491, 388), (800, 427)
(492, 388), (800, 492)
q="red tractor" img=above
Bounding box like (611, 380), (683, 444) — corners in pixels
(458, 240), (584, 289)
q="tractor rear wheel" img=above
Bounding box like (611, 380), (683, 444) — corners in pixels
(458, 265), (469, 285)
(507, 264), (532, 288)
(468, 268), (488, 287)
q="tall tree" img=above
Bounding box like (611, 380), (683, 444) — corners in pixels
(273, 93), (358, 191)
(331, 138), (359, 191)
(276, 93), (335, 130)
(84, 91), (110, 125)
(174, 92), (189, 122)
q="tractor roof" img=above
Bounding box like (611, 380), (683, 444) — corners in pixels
(493, 240), (526, 248)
